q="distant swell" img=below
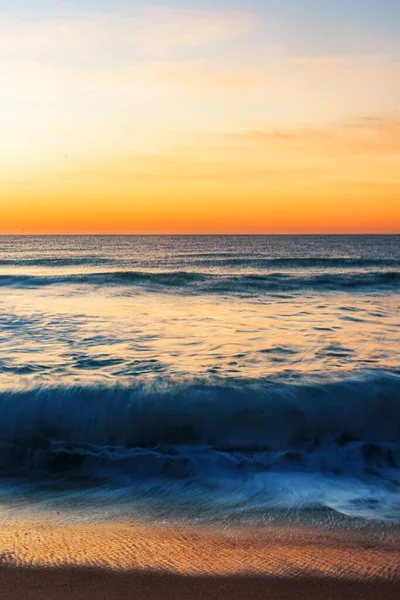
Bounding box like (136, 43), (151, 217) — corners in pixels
(0, 269), (399, 293)
(2, 257), (400, 269)
(0, 373), (399, 480)
(190, 257), (400, 269)
(0, 257), (113, 267)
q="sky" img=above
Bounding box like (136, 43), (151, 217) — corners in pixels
(1, 0), (399, 233)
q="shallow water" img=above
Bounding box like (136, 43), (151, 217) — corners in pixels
(0, 235), (399, 525)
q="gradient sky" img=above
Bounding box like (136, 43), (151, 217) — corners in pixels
(1, 1), (399, 233)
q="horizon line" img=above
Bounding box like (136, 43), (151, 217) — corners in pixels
(0, 232), (399, 237)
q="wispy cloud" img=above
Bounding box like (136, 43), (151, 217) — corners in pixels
(0, 6), (256, 65)
(71, 114), (399, 189)
(134, 6), (256, 57)
(232, 115), (400, 155)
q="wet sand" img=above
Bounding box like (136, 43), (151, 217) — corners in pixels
(0, 523), (399, 599)
(2, 566), (400, 600)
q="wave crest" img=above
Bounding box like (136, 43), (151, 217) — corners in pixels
(0, 373), (399, 474)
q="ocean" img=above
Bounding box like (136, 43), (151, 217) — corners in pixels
(0, 235), (399, 526)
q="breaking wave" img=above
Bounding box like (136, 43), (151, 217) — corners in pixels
(0, 373), (399, 479)
(0, 269), (399, 293)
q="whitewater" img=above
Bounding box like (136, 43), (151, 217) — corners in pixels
(0, 235), (399, 526)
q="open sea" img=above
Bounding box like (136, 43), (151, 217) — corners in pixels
(0, 235), (399, 526)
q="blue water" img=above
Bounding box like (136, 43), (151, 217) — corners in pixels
(0, 235), (399, 525)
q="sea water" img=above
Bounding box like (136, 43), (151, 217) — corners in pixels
(0, 235), (399, 525)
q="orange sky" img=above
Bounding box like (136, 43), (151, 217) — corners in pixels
(1, 2), (399, 233)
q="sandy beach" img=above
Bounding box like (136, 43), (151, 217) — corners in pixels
(0, 523), (399, 599)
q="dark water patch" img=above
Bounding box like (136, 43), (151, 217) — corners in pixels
(317, 345), (354, 358)
(260, 346), (298, 355)
(340, 316), (365, 323)
(72, 355), (125, 370)
(0, 361), (53, 375)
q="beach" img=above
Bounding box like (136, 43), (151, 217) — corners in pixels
(1, 523), (399, 599)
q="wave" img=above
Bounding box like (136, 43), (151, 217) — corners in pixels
(189, 257), (400, 269)
(0, 257), (114, 267)
(2, 257), (400, 270)
(0, 373), (399, 481)
(0, 271), (204, 289)
(0, 269), (399, 293)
